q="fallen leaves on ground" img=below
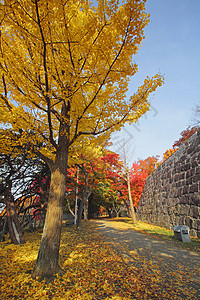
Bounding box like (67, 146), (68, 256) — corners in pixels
(93, 218), (200, 300)
(0, 220), (199, 299)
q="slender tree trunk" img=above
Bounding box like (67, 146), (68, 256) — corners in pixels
(126, 170), (137, 224)
(5, 189), (25, 244)
(107, 208), (112, 218)
(122, 144), (137, 224)
(77, 164), (94, 224)
(84, 198), (88, 220)
(76, 200), (84, 230)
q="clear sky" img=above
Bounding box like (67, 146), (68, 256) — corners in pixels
(110, 0), (200, 165)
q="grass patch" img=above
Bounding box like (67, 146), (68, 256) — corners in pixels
(109, 217), (200, 253)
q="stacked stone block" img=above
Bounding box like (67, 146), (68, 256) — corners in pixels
(137, 129), (200, 238)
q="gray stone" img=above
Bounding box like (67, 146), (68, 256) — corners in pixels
(136, 128), (200, 235)
(173, 225), (191, 242)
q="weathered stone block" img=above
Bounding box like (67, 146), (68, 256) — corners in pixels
(179, 195), (187, 204)
(189, 206), (200, 219)
(192, 219), (198, 230)
(190, 229), (197, 238)
(175, 215), (180, 225)
(176, 181), (181, 188)
(186, 177), (192, 185)
(181, 154), (186, 161)
(179, 216), (186, 225)
(175, 204), (181, 214)
(180, 204), (190, 215)
(185, 216), (193, 228)
(190, 193), (200, 205)
(189, 184), (198, 193)
(193, 174), (200, 183)
(185, 163), (191, 172)
(170, 213), (175, 223)
(198, 152), (200, 161)
(186, 170), (191, 178)
(168, 206), (174, 214)
(195, 166), (200, 175)
(192, 160), (199, 168)
(182, 186), (188, 194)
(187, 146), (195, 154)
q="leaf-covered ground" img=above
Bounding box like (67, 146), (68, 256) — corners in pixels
(0, 220), (199, 299)
(94, 218), (200, 300)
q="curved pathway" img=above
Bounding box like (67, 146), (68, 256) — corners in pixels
(93, 219), (200, 299)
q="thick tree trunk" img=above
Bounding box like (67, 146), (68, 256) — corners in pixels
(5, 190), (25, 244)
(32, 163), (66, 278)
(32, 102), (69, 279)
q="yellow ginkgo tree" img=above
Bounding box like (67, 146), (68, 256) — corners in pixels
(0, 0), (163, 279)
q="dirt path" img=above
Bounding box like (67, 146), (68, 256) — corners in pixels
(93, 219), (200, 299)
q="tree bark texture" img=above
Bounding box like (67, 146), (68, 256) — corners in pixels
(5, 189), (25, 244)
(32, 164), (66, 278)
(32, 103), (69, 279)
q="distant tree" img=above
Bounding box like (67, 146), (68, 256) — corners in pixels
(173, 126), (198, 149)
(191, 104), (200, 127)
(130, 156), (158, 208)
(134, 156), (158, 175)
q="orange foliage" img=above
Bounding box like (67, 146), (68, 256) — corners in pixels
(162, 148), (177, 162)
(173, 126), (198, 149)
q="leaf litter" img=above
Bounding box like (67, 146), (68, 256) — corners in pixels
(0, 220), (199, 299)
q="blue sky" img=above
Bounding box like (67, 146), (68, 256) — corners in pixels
(110, 0), (200, 164)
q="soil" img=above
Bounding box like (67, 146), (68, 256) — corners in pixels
(93, 218), (200, 299)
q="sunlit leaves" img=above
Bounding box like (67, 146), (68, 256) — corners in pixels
(0, 0), (164, 162)
(1, 220), (199, 299)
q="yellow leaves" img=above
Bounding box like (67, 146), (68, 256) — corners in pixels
(63, 251), (84, 266)
(127, 73), (164, 124)
(1, 220), (199, 299)
(0, 0), (164, 163)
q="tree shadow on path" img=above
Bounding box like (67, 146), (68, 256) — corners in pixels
(94, 219), (200, 300)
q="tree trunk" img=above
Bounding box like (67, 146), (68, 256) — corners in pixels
(32, 164), (66, 278)
(107, 208), (112, 218)
(123, 199), (131, 217)
(84, 198), (88, 220)
(32, 102), (69, 279)
(5, 189), (25, 244)
(76, 200), (84, 230)
(126, 170), (137, 224)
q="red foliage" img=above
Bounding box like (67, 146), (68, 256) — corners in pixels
(129, 157), (158, 208)
(173, 126), (198, 149)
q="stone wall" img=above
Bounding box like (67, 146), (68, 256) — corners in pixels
(137, 129), (200, 238)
